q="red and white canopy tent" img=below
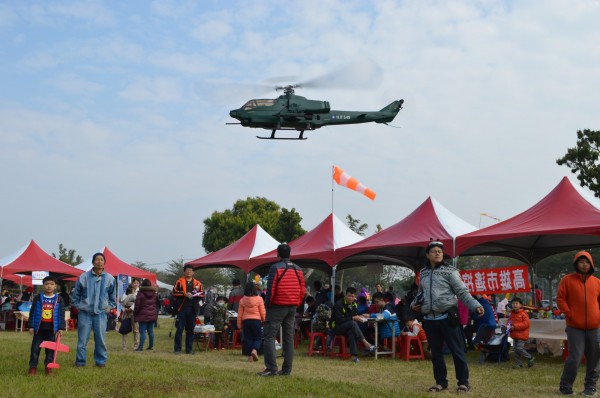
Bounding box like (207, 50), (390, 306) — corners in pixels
(250, 213), (367, 276)
(186, 224), (280, 274)
(2, 274), (33, 288)
(455, 177), (600, 306)
(336, 197), (478, 272)
(75, 247), (156, 284)
(456, 177), (600, 263)
(0, 240), (83, 286)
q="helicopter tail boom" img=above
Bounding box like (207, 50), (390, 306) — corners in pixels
(378, 99), (404, 113)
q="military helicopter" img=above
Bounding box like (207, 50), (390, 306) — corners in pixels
(228, 84), (404, 140)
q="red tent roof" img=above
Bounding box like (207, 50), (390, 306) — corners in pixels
(251, 214), (364, 274)
(0, 240), (83, 279)
(186, 225), (280, 273)
(336, 197), (477, 268)
(75, 247), (156, 283)
(3, 274), (33, 287)
(456, 177), (600, 263)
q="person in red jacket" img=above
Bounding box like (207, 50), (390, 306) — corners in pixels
(507, 297), (533, 369)
(257, 244), (305, 377)
(556, 251), (600, 397)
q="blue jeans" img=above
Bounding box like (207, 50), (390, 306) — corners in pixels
(423, 317), (469, 388)
(29, 329), (55, 369)
(138, 321), (155, 350)
(175, 306), (196, 353)
(76, 311), (108, 366)
(263, 305), (296, 373)
(243, 319), (263, 354)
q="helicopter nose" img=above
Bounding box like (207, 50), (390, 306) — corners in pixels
(229, 110), (239, 118)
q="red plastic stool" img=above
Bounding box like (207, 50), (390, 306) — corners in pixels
(399, 335), (425, 361)
(67, 319), (76, 330)
(330, 335), (350, 359)
(307, 332), (328, 356)
(229, 329), (243, 349)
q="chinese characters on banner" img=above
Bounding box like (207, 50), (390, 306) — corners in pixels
(460, 265), (530, 295)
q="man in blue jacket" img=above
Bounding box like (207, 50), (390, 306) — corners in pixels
(71, 252), (116, 368)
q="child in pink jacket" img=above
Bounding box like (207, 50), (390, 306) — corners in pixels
(237, 282), (266, 362)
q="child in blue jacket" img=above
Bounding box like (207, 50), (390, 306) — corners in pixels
(27, 276), (66, 375)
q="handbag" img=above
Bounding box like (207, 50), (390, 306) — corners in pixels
(118, 317), (132, 335)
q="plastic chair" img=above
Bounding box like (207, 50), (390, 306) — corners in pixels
(229, 329), (243, 349)
(307, 331), (328, 356)
(398, 335), (425, 360)
(330, 335), (350, 359)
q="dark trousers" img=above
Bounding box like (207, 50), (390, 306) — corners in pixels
(334, 321), (365, 356)
(174, 306), (196, 353)
(561, 327), (600, 391)
(423, 317), (470, 388)
(29, 329), (55, 369)
(243, 319), (263, 353)
(263, 305), (295, 373)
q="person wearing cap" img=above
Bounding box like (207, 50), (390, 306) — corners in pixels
(411, 241), (483, 394)
(556, 251), (600, 397)
(172, 264), (203, 355)
(71, 252), (116, 368)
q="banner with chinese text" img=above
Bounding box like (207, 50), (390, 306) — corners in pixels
(460, 265), (530, 295)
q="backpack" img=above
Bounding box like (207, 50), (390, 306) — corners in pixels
(312, 304), (332, 332)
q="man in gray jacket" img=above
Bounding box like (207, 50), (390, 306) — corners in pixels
(411, 241), (483, 394)
(71, 252), (116, 367)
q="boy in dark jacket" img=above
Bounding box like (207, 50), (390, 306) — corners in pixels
(27, 276), (66, 375)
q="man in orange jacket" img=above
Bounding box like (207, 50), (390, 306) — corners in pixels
(556, 251), (600, 397)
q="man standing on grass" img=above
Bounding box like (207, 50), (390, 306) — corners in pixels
(557, 251), (600, 397)
(411, 240), (483, 394)
(172, 264), (203, 355)
(257, 244), (305, 377)
(72, 252), (116, 368)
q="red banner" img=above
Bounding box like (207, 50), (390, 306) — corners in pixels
(460, 265), (530, 295)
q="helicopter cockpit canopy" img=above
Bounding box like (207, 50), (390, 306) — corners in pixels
(242, 99), (277, 110)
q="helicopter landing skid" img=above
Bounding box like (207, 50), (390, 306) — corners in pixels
(256, 129), (307, 140)
(256, 135), (307, 140)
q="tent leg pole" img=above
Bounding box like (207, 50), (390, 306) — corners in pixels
(330, 265), (337, 307)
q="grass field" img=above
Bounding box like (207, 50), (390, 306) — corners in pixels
(0, 318), (586, 398)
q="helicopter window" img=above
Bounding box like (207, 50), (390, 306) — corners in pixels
(243, 99), (276, 110)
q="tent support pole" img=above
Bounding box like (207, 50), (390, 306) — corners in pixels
(330, 265), (337, 306)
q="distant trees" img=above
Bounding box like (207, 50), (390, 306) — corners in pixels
(52, 244), (83, 266)
(202, 196), (305, 253)
(557, 129), (600, 197)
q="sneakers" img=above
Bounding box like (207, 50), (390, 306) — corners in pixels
(256, 369), (277, 377)
(277, 370), (290, 376)
(527, 357), (535, 367)
(512, 364), (522, 369)
(27, 368), (36, 376)
(45, 368), (52, 375)
(352, 357), (360, 363)
(559, 387), (574, 396)
(582, 388), (597, 397)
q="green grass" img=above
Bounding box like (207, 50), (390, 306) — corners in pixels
(0, 319), (586, 397)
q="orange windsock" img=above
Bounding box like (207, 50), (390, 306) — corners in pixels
(333, 166), (376, 200)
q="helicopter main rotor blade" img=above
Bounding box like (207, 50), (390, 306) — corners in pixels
(297, 57), (382, 90)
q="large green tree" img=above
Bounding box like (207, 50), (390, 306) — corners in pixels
(52, 243), (83, 266)
(557, 129), (600, 197)
(202, 197), (305, 253)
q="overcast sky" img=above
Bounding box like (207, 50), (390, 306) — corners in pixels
(1, 0), (599, 269)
